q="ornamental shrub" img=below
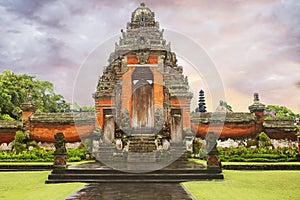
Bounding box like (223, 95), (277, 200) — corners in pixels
(13, 131), (26, 154)
(257, 132), (272, 147)
(217, 146), (297, 162)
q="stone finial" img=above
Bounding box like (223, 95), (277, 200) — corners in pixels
(27, 93), (32, 102)
(254, 93), (259, 103)
(140, 2), (145, 7)
(248, 93), (265, 113)
(20, 93), (37, 112)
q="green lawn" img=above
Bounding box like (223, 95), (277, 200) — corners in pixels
(0, 171), (85, 200)
(183, 170), (300, 200)
(1, 169), (300, 199)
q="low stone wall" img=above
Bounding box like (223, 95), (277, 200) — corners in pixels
(191, 112), (259, 139)
(0, 112), (297, 144)
(264, 120), (296, 140)
(0, 120), (22, 143)
(29, 112), (96, 143)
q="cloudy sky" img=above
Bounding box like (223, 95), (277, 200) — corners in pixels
(0, 0), (299, 113)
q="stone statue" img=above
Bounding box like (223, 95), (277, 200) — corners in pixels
(206, 132), (218, 150)
(53, 132), (67, 168)
(54, 132), (66, 154)
(123, 109), (130, 129)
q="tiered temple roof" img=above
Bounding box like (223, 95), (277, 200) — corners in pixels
(94, 3), (192, 100)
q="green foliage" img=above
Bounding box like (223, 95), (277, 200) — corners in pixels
(224, 102), (233, 112)
(192, 138), (201, 154)
(71, 102), (95, 112)
(256, 132), (272, 147)
(67, 147), (88, 162)
(264, 105), (295, 120)
(0, 114), (14, 120)
(246, 139), (258, 147)
(0, 146), (88, 162)
(219, 100), (233, 111)
(218, 146), (297, 162)
(0, 70), (70, 119)
(13, 131), (26, 154)
(295, 126), (300, 138)
(14, 131), (25, 143)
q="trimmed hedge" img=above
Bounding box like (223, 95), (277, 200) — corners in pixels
(222, 164), (300, 170)
(0, 147), (88, 162)
(218, 146), (297, 162)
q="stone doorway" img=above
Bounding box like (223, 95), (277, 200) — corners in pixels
(131, 67), (154, 128)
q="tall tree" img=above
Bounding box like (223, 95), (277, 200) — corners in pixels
(0, 70), (70, 120)
(196, 89), (206, 112)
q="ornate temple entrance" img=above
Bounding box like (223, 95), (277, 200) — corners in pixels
(131, 67), (154, 128)
(46, 3), (223, 184)
(91, 3), (196, 169)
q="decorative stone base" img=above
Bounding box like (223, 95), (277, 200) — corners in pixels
(94, 143), (115, 161)
(53, 154), (67, 168)
(127, 152), (156, 163)
(207, 154), (221, 169)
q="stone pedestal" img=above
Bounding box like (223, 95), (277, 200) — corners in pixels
(53, 153), (67, 168)
(206, 132), (221, 170)
(298, 137), (300, 155)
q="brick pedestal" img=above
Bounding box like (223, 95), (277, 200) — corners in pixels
(53, 153), (67, 168)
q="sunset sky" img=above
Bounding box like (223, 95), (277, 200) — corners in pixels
(0, 0), (299, 113)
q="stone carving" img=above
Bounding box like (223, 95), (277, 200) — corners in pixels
(206, 132), (220, 169)
(248, 93), (265, 113)
(155, 108), (163, 130)
(54, 132), (66, 154)
(136, 51), (149, 64)
(162, 139), (170, 150)
(53, 132), (67, 167)
(116, 138), (123, 150)
(123, 109), (130, 129)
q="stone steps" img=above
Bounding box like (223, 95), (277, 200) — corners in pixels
(128, 136), (157, 153)
(46, 168), (223, 183)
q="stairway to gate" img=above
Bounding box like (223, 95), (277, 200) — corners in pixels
(127, 136), (157, 162)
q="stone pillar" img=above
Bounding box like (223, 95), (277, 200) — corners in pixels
(20, 93), (37, 132)
(206, 132), (221, 170)
(297, 137), (300, 161)
(53, 132), (67, 168)
(248, 93), (265, 132)
(294, 117), (300, 161)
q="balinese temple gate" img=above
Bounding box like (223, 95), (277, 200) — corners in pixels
(92, 3), (194, 170)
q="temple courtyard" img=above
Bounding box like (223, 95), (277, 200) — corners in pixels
(1, 168), (300, 200)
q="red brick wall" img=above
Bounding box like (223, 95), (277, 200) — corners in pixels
(191, 122), (257, 139)
(29, 123), (94, 143)
(0, 129), (18, 143)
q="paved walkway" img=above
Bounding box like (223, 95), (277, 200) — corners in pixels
(65, 183), (194, 200)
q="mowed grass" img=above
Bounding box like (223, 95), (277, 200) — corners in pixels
(183, 170), (300, 200)
(0, 171), (85, 200)
(1, 170), (300, 199)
